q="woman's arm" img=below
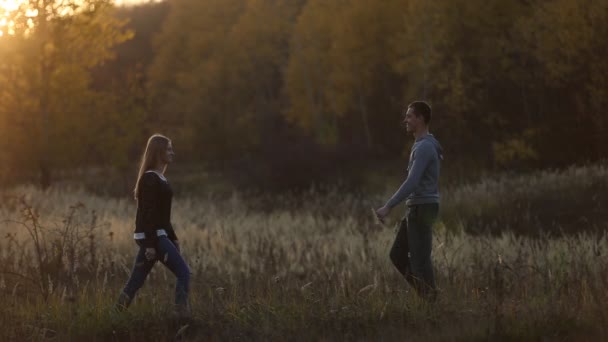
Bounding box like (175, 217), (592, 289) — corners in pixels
(137, 173), (160, 248)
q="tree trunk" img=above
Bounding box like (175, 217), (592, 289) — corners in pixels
(357, 88), (373, 150)
(39, 0), (52, 189)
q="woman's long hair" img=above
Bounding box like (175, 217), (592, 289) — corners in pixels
(134, 134), (171, 200)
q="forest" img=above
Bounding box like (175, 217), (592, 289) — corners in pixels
(1, 0), (606, 191)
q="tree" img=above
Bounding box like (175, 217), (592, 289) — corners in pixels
(147, 0), (246, 162)
(391, 0), (537, 167)
(519, 0), (608, 162)
(0, 0), (133, 187)
(284, 0), (346, 145)
(148, 0), (304, 162)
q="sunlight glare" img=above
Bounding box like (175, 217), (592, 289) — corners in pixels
(1, 0), (154, 38)
(1, 1), (21, 38)
(0, 13), (9, 38)
(0, 1), (21, 13)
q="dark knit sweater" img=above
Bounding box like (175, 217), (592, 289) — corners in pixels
(135, 171), (177, 247)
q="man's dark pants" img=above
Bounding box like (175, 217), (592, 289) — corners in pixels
(389, 203), (438, 300)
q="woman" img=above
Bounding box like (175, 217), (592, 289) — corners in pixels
(115, 134), (191, 318)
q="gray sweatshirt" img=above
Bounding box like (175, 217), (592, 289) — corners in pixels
(386, 134), (443, 208)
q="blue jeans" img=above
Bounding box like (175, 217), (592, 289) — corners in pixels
(390, 203), (438, 300)
(122, 236), (191, 307)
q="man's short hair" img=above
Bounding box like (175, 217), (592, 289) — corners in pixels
(407, 101), (432, 124)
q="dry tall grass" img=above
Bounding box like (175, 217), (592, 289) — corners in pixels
(1, 166), (607, 340)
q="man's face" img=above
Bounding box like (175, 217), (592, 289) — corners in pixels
(402, 107), (423, 133)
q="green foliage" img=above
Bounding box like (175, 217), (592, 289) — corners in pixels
(284, 0), (344, 145)
(492, 130), (538, 167)
(0, 0), (133, 185)
(519, 0), (608, 159)
(3, 0), (608, 187)
(148, 0), (310, 162)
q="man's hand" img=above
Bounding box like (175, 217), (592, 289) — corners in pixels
(375, 206), (391, 223)
(145, 247), (156, 261)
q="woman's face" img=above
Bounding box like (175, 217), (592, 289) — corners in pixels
(160, 142), (175, 165)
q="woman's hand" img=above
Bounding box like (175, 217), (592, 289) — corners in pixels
(145, 247), (156, 261)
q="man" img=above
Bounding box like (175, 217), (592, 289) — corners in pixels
(376, 101), (443, 301)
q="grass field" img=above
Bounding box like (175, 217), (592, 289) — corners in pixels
(1, 165), (608, 341)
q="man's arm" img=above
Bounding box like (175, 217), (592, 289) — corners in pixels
(385, 143), (434, 208)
